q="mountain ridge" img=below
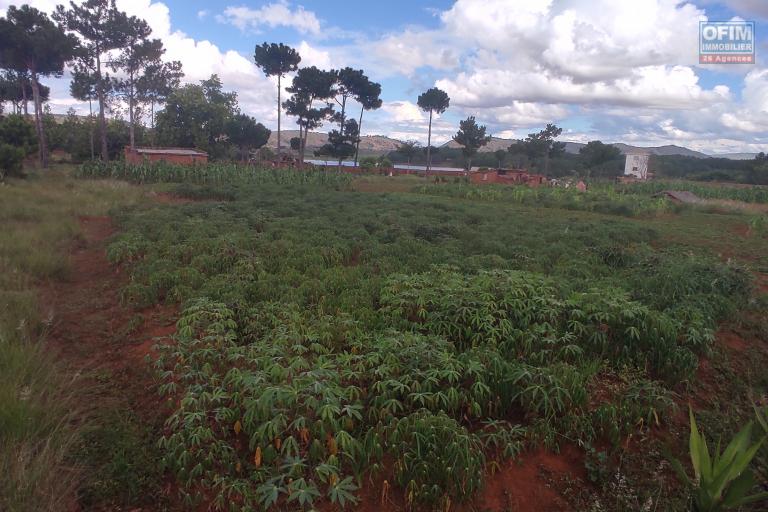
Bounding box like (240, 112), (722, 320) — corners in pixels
(267, 131), (748, 160)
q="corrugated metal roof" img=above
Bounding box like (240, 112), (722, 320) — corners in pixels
(132, 147), (208, 156)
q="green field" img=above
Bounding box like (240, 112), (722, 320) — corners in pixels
(2, 164), (768, 511)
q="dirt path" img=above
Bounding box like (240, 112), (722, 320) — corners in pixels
(39, 215), (177, 511)
(41, 215), (176, 390)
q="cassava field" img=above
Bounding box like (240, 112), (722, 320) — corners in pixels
(3, 163), (768, 512)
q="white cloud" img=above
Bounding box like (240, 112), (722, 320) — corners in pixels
(197, 10), (209, 20)
(3, 0), (767, 152)
(296, 41), (332, 69)
(382, 101), (425, 123)
(219, 1), (321, 35)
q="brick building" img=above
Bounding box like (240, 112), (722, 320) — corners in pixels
(470, 169), (546, 187)
(124, 147), (208, 165)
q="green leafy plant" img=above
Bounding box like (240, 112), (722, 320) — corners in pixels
(671, 409), (768, 511)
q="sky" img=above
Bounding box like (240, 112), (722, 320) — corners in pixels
(1, 0), (767, 154)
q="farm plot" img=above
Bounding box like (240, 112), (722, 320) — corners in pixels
(90, 164), (761, 510)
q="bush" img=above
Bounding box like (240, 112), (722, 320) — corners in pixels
(0, 115), (37, 179)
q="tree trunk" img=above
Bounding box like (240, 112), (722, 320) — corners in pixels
(150, 100), (155, 146)
(297, 124), (303, 166)
(129, 97), (135, 149)
(89, 98), (95, 161)
(426, 109), (433, 177)
(276, 74), (281, 161)
(337, 95), (347, 170)
(353, 107), (364, 167)
(128, 73), (135, 149)
(22, 83), (28, 116)
(30, 73), (48, 168)
(96, 52), (108, 161)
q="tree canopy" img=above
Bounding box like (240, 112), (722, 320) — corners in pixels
(226, 114), (270, 161)
(0, 5), (78, 166)
(254, 42), (301, 158)
(452, 116), (491, 170)
(579, 140), (622, 168)
(155, 75), (240, 158)
(55, 0), (132, 161)
(417, 87), (450, 174)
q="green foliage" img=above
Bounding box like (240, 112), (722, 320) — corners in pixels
(389, 411), (485, 507)
(155, 75), (240, 159)
(671, 409), (768, 511)
(93, 170), (755, 509)
(452, 116), (491, 169)
(621, 180), (768, 204)
(0, 113), (35, 179)
(417, 182), (676, 217)
(226, 114), (270, 160)
(77, 161), (352, 188)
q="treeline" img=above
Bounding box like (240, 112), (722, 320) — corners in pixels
(0, 1), (276, 175)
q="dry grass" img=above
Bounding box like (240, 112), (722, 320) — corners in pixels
(0, 167), (147, 511)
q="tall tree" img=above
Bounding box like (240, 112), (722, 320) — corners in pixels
(396, 140), (421, 165)
(253, 42), (300, 160)
(509, 123), (565, 174)
(579, 140), (621, 169)
(417, 87), (450, 176)
(55, 0), (131, 161)
(226, 114), (270, 161)
(155, 74), (238, 159)
(69, 68), (98, 159)
(317, 117), (359, 168)
(452, 116), (491, 171)
(282, 66), (335, 164)
(329, 67), (365, 166)
(137, 59), (183, 144)
(352, 77), (382, 167)
(110, 15), (161, 149)
(0, 5), (77, 167)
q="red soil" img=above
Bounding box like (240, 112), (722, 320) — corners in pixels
(41, 216), (177, 369)
(39, 215), (178, 511)
(468, 445), (584, 512)
(716, 329), (749, 352)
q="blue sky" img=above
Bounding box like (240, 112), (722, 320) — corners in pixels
(2, 0), (767, 154)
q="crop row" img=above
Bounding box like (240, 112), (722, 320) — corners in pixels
(416, 183), (676, 217)
(104, 179), (751, 509)
(76, 161), (353, 188)
(618, 180), (768, 204)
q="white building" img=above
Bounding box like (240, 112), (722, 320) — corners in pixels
(624, 152), (650, 179)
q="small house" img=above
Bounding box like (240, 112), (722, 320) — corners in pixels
(124, 147), (208, 165)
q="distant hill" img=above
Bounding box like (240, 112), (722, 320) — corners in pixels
(710, 152), (758, 160)
(269, 130), (748, 161)
(610, 143), (709, 158)
(442, 137), (512, 153)
(443, 138), (709, 158)
(266, 131), (401, 154)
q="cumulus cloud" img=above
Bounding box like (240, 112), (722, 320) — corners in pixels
(2, 0), (767, 152)
(218, 1), (321, 35)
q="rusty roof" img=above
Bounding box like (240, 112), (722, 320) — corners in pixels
(130, 147), (208, 156)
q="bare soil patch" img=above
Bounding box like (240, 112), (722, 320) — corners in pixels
(38, 215), (177, 511)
